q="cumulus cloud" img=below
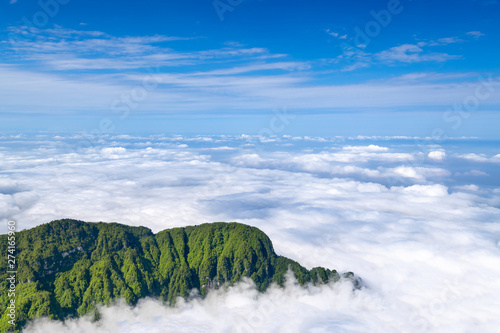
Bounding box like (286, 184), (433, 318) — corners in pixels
(389, 166), (450, 181)
(454, 184), (482, 193)
(456, 153), (500, 163)
(2, 134), (500, 332)
(342, 144), (389, 152)
(101, 147), (127, 154)
(428, 150), (446, 161)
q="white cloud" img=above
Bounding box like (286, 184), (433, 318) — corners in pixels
(456, 170), (489, 177)
(189, 61), (311, 75)
(7, 26), (186, 57)
(205, 146), (236, 151)
(466, 31), (485, 39)
(325, 29), (339, 37)
(457, 153), (489, 162)
(2, 135), (500, 332)
(456, 153), (500, 163)
(5, 26), (270, 71)
(375, 44), (460, 63)
(338, 33), (475, 71)
(428, 150), (446, 160)
(3, 27), (500, 117)
(101, 147), (127, 158)
(454, 184), (481, 192)
(389, 166), (450, 181)
(342, 144), (389, 152)
(436, 37), (463, 44)
(3, 63), (499, 116)
(398, 183), (449, 197)
(23, 276), (371, 333)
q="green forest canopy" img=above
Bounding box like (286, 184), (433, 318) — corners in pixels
(0, 219), (358, 332)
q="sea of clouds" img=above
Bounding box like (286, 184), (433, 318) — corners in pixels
(1, 133), (500, 332)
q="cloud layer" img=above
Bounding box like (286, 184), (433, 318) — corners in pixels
(1, 134), (500, 332)
(2, 26), (500, 118)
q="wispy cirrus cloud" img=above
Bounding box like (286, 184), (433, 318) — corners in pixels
(1, 26), (500, 118)
(466, 30), (485, 38)
(325, 29), (347, 39)
(1, 63), (499, 116)
(375, 43), (461, 63)
(335, 32), (486, 71)
(5, 26), (199, 69)
(189, 62), (311, 76)
(338, 42), (461, 71)
(426, 36), (465, 46)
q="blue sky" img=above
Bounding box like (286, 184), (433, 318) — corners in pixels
(1, 0), (499, 137)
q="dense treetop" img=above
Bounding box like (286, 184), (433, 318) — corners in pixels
(0, 219), (357, 332)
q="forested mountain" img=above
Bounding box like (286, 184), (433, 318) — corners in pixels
(0, 219), (357, 332)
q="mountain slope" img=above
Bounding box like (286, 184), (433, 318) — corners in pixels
(0, 219), (356, 332)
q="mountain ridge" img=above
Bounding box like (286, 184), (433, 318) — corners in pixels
(0, 219), (358, 332)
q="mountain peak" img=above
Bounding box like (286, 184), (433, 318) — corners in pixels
(0, 219), (358, 332)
